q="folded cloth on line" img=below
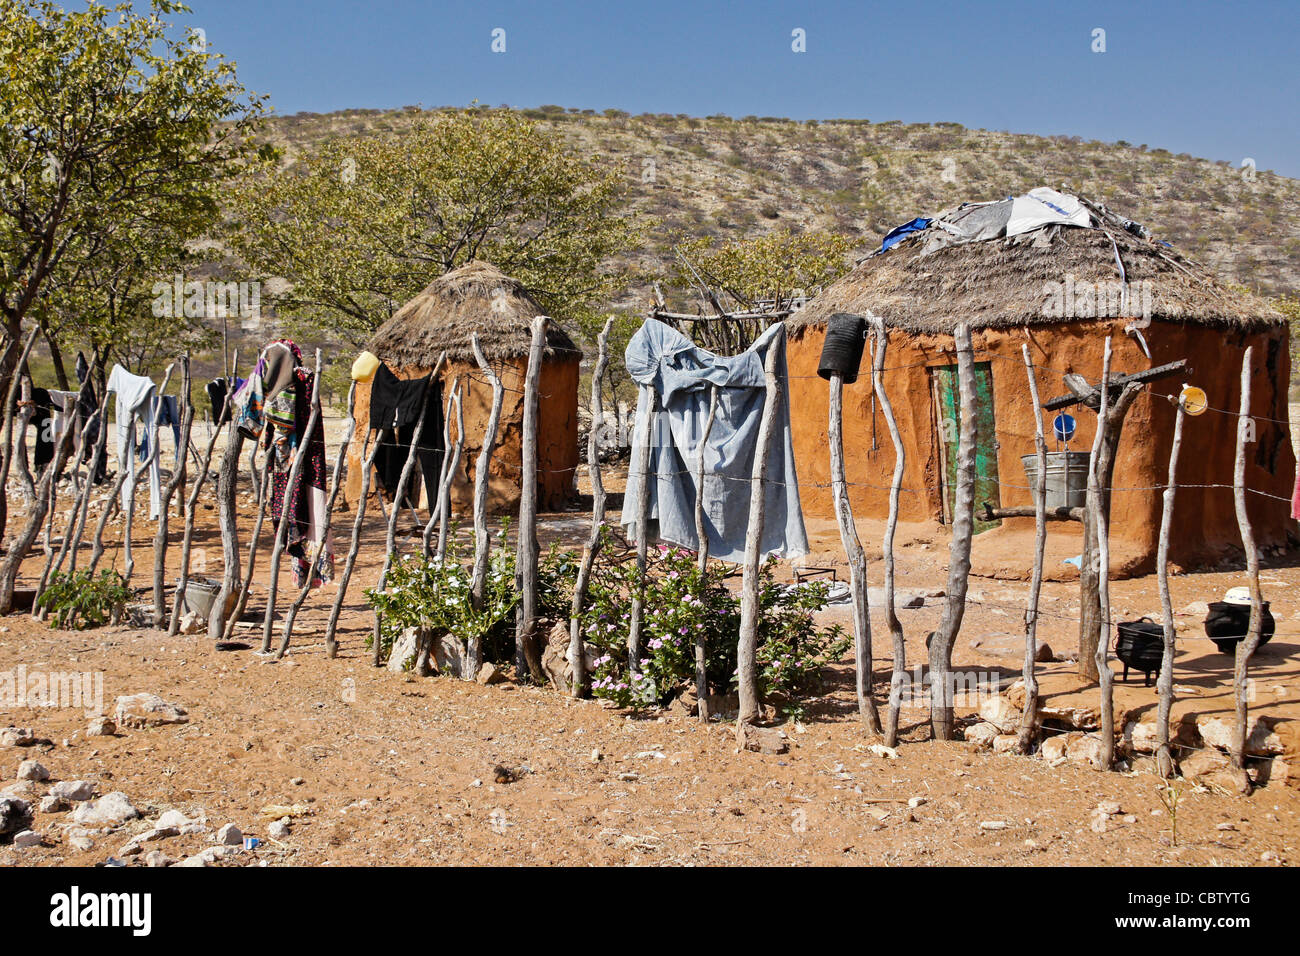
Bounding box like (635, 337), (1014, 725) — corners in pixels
(620, 318), (808, 564)
(231, 340), (302, 465)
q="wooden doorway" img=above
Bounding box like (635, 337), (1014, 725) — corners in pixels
(930, 361), (1001, 533)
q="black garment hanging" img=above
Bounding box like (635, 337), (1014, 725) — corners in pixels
(31, 387), (54, 472)
(374, 376), (444, 511)
(370, 364), (432, 431)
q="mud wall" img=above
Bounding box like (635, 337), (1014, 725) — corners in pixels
(787, 318), (1294, 570)
(344, 355), (580, 515)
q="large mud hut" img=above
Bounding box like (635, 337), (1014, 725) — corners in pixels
(787, 193), (1295, 571)
(345, 260), (581, 513)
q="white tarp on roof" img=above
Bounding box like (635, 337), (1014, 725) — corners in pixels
(1004, 187), (1092, 237)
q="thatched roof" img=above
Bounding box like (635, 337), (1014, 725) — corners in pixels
(367, 260), (580, 365)
(790, 208), (1283, 337)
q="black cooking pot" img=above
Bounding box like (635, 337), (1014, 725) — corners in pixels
(1203, 601), (1275, 655)
(1114, 618), (1165, 686)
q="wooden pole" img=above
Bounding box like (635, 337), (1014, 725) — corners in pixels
(371, 353), (442, 665)
(871, 317), (908, 748)
(261, 350), (323, 654)
(829, 367), (882, 735)
(1231, 346), (1265, 771)
(514, 318), (547, 682)
(1017, 344), (1048, 754)
(151, 357), (192, 626)
(736, 328), (783, 737)
(929, 323), (976, 741)
(468, 335), (504, 676)
(1154, 394), (1187, 777)
(324, 430), (379, 658)
(122, 364), (176, 589)
(277, 382), (356, 659)
(169, 394), (232, 636)
(14, 377), (35, 503)
(569, 318), (613, 699)
(435, 380), (464, 562)
(627, 385), (656, 675)
(0, 372), (88, 614)
(690, 383), (719, 718)
(32, 386), (113, 614)
(421, 377), (457, 557)
(221, 447), (273, 641)
(1090, 336), (1116, 770)
(0, 326), (41, 545)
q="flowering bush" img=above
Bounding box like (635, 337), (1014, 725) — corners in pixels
(364, 533), (517, 666)
(578, 538), (847, 713)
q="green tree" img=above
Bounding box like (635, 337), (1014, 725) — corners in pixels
(228, 109), (643, 348)
(672, 229), (855, 311)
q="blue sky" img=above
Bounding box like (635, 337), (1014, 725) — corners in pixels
(179, 0), (1299, 177)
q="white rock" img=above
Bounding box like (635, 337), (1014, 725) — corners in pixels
(145, 850), (174, 867)
(86, 716), (116, 737)
(16, 759), (49, 781)
(386, 629), (420, 673)
(267, 820), (290, 839)
(68, 835), (94, 851)
(0, 727), (37, 747)
(70, 792), (139, 828)
(155, 809), (193, 829)
(38, 794), (67, 814)
(979, 820), (1009, 831)
(114, 693), (188, 728)
(12, 829), (42, 848)
(1065, 734), (1105, 766)
(868, 743), (899, 760)
(992, 734), (1020, 753)
(979, 696), (1023, 733)
(908, 797), (927, 809)
(49, 780), (96, 802)
(216, 823), (243, 846)
(964, 722), (1000, 750)
(1040, 736), (1069, 766)
(1196, 716), (1282, 756)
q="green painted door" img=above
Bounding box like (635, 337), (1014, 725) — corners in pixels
(931, 362), (1001, 533)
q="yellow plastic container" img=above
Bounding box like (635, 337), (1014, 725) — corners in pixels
(351, 350), (380, 383)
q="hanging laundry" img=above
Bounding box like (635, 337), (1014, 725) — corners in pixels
(620, 319), (808, 564)
(270, 366), (334, 589)
(137, 394), (183, 472)
(370, 364), (443, 511)
(205, 376), (245, 426)
(230, 340), (302, 465)
(73, 353), (106, 482)
(106, 364), (162, 520)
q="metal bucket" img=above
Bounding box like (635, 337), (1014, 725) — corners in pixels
(179, 577), (224, 621)
(1020, 451), (1091, 510)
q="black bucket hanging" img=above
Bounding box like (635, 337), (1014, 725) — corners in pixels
(818, 312), (868, 384)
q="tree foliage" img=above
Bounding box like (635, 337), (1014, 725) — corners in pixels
(0, 0), (266, 380)
(228, 109), (643, 348)
(671, 229), (855, 311)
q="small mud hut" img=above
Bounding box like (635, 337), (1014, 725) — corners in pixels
(788, 191), (1294, 571)
(345, 260), (581, 513)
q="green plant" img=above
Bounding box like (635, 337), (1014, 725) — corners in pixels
(364, 529), (518, 667)
(580, 542), (848, 715)
(36, 569), (130, 630)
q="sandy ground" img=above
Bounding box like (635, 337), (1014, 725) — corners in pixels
(0, 411), (1297, 867)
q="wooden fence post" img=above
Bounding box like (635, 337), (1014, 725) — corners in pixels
(870, 316), (909, 747)
(122, 364), (176, 588)
(568, 317), (614, 698)
(514, 317), (547, 682)
(370, 352), (442, 665)
(0, 326), (42, 545)
(690, 383), (719, 718)
(468, 335), (504, 676)
(1231, 346), (1265, 771)
(1154, 393), (1187, 777)
(169, 393), (233, 635)
(627, 385), (656, 676)
(276, 382), (356, 658)
(434, 381), (464, 563)
(261, 349), (323, 654)
(1017, 344), (1048, 753)
(736, 329), (783, 738)
(829, 365), (882, 735)
(152, 357), (193, 626)
(929, 323), (976, 741)
(324, 431), (380, 658)
(1090, 337), (1116, 770)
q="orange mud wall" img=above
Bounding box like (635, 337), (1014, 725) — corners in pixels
(787, 318), (1295, 570)
(344, 355), (580, 514)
